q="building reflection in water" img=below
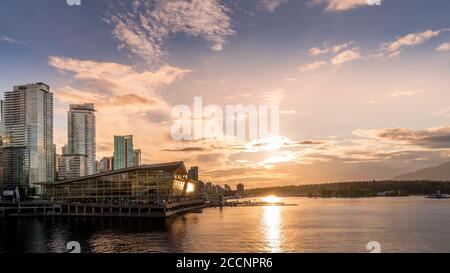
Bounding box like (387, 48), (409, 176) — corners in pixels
(262, 206), (282, 253)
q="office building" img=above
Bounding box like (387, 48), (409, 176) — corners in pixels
(188, 166), (199, 181)
(114, 135), (134, 170)
(133, 149), (142, 167)
(58, 155), (87, 181)
(98, 157), (114, 173)
(237, 183), (245, 196)
(2, 83), (54, 195)
(205, 182), (212, 193)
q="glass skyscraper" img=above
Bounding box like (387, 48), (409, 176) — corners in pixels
(114, 135), (134, 170)
(66, 103), (96, 175)
(0, 100), (4, 192)
(2, 83), (54, 195)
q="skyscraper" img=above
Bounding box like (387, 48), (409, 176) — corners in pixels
(2, 83), (54, 195)
(66, 103), (96, 175)
(114, 135), (134, 170)
(188, 166), (199, 181)
(133, 149), (142, 167)
(0, 100), (4, 192)
(0, 100), (4, 136)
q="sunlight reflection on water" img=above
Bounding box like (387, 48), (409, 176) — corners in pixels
(262, 206), (282, 253)
(2, 197), (450, 253)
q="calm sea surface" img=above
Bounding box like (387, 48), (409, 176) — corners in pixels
(1, 197), (450, 253)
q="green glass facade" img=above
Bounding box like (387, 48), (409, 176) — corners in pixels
(43, 162), (199, 205)
(114, 135), (134, 170)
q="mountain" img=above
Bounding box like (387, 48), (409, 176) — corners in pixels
(393, 161), (450, 181)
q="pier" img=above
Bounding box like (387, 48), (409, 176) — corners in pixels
(0, 200), (206, 218)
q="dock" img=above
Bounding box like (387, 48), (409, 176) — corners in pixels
(0, 200), (207, 218)
(222, 201), (298, 207)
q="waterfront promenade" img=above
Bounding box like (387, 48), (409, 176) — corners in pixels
(0, 200), (206, 218)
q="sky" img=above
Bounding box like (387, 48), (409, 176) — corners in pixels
(1, 0), (450, 188)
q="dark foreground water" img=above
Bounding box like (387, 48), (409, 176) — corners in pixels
(1, 197), (450, 253)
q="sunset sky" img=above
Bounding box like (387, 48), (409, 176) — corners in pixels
(1, 0), (450, 187)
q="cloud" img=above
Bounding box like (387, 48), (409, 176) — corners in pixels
(0, 35), (25, 46)
(48, 56), (192, 161)
(163, 147), (208, 152)
(389, 89), (422, 98)
(259, 89), (285, 104)
(259, 0), (288, 12)
(307, 42), (353, 56)
(433, 107), (450, 117)
(436, 42), (450, 52)
(108, 0), (234, 64)
(300, 61), (327, 72)
(49, 56), (190, 100)
(283, 78), (298, 82)
(280, 110), (297, 115)
(331, 48), (362, 66)
(380, 29), (447, 58)
(310, 0), (376, 12)
(354, 126), (450, 149)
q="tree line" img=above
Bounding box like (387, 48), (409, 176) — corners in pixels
(245, 181), (450, 198)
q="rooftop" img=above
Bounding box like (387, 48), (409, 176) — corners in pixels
(45, 161), (187, 186)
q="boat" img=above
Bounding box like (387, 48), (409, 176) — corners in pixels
(426, 191), (450, 199)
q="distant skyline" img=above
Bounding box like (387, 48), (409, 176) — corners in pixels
(1, 0), (450, 187)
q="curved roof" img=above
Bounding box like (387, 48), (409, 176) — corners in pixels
(44, 161), (187, 186)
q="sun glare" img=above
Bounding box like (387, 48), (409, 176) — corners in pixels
(262, 195), (281, 203)
(186, 183), (195, 193)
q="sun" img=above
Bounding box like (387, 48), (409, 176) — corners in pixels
(262, 195), (281, 203)
(186, 183), (195, 193)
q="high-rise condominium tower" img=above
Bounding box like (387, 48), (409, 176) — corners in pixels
(114, 135), (134, 170)
(0, 100), (4, 192)
(2, 83), (54, 195)
(67, 103), (96, 175)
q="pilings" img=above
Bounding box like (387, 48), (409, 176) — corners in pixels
(0, 200), (206, 218)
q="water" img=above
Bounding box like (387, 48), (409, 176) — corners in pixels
(1, 197), (450, 253)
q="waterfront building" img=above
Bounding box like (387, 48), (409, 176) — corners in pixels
(2, 83), (54, 195)
(43, 162), (200, 206)
(197, 181), (205, 194)
(114, 135), (134, 170)
(224, 184), (231, 192)
(66, 104), (96, 175)
(98, 156), (114, 173)
(205, 182), (212, 193)
(133, 149), (142, 167)
(237, 183), (245, 196)
(188, 166), (199, 181)
(215, 185), (225, 195)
